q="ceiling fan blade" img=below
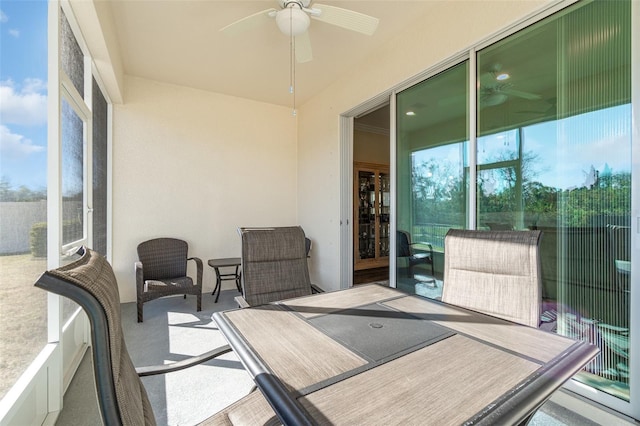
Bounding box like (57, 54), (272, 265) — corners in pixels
(295, 31), (313, 63)
(220, 8), (276, 36)
(310, 4), (379, 36)
(501, 88), (542, 100)
(479, 72), (497, 88)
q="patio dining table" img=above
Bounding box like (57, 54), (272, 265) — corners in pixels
(213, 284), (598, 425)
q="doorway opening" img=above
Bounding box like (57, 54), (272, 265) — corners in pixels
(352, 104), (390, 285)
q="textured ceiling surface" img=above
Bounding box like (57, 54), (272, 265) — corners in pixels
(108, 1), (436, 107)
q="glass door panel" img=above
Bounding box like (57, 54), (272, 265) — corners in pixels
(396, 61), (469, 296)
(477, 0), (632, 401)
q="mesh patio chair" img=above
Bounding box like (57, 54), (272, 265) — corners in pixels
(135, 237), (202, 322)
(34, 247), (277, 426)
(442, 229), (543, 328)
(236, 226), (323, 308)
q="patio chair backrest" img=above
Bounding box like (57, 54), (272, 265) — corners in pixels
(240, 226), (313, 307)
(35, 248), (155, 425)
(442, 229), (543, 328)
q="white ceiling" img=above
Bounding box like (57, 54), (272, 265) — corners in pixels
(107, 1), (437, 108)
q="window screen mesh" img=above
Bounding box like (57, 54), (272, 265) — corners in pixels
(61, 99), (84, 245)
(92, 78), (108, 255)
(60, 10), (84, 98)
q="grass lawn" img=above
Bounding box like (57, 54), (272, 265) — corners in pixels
(0, 254), (48, 400)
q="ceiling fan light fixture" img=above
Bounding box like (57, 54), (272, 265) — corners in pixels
(276, 7), (310, 36)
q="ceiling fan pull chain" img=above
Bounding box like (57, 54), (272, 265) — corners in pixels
(289, 6), (297, 116)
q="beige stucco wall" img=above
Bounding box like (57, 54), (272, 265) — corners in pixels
(298, 0), (551, 291)
(112, 76), (297, 302)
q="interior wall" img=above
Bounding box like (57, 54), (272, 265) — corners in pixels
(354, 130), (390, 165)
(297, 0), (551, 291)
(112, 76), (298, 302)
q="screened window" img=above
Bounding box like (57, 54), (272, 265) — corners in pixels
(60, 11), (84, 98)
(61, 98), (85, 246)
(0, 1), (110, 417)
(0, 1), (49, 401)
(92, 78), (108, 256)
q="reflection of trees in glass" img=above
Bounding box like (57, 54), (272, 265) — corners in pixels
(562, 171), (631, 227)
(413, 148), (631, 228)
(411, 157), (465, 225)
(480, 154), (630, 227)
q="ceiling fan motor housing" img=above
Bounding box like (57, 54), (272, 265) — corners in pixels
(276, 3), (310, 36)
(279, 0), (312, 8)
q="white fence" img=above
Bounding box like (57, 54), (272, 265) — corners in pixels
(0, 201), (47, 255)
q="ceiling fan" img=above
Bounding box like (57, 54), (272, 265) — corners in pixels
(220, 0), (380, 63)
(479, 66), (541, 107)
(516, 97), (557, 117)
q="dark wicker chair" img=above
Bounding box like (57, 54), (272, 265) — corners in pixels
(34, 247), (276, 425)
(397, 230), (435, 280)
(135, 238), (202, 322)
(236, 226), (323, 308)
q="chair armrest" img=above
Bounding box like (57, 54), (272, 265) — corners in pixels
(136, 344), (232, 377)
(188, 256), (203, 286)
(411, 253), (431, 260)
(410, 242), (433, 256)
(410, 241), (433, 249)
(311, 284), (324, 294)
(134, 261), (145, 294)
(235, 295), (250, 309)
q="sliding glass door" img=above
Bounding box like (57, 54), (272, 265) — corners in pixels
(395, 62), (468, 297)
(476, 0), (631, 403)
(396, 0), (634, 414)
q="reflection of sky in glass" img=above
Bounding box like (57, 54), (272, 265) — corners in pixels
(412, 143), (465, 172)
(475, 104), (631, 191)
(477, 130), (519, 165)
(61, 99), (84, 197)
(526, 104), (631, 190)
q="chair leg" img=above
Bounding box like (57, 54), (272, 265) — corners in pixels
(197, 292), (202, 312)
(137, 301), (143, 323)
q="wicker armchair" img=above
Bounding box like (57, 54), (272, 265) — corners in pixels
(135, 238), (202, 322)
